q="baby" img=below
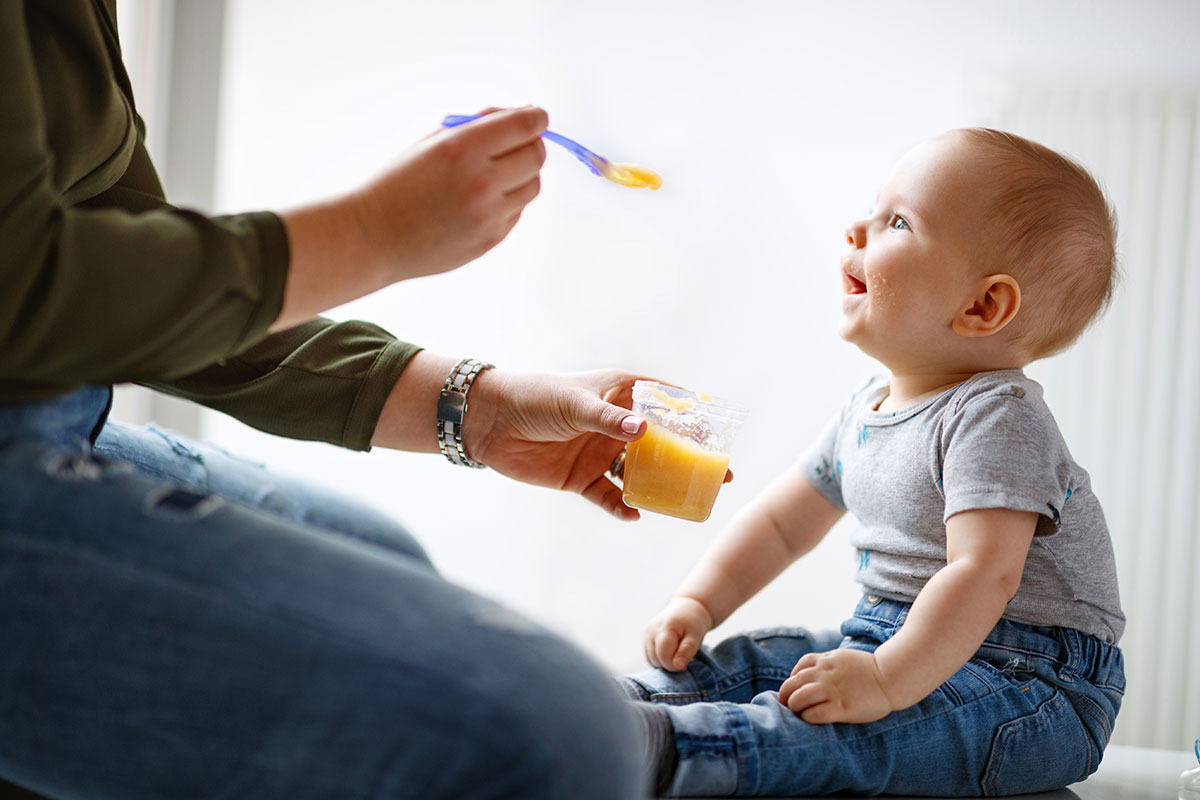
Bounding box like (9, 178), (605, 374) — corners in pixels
(621, 128), (1126, 797)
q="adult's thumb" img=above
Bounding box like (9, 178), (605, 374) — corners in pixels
(571, 396), (645, 441)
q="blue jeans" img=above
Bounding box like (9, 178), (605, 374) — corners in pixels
(0, 387), (646, 800)
(619, 595), (1125, 796)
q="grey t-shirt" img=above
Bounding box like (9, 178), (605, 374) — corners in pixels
(803, 369), (1125, 643)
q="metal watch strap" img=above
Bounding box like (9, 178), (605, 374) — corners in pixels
(436, 358), (494, 468)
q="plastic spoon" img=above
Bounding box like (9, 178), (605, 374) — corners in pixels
(441, 114), (662, 190)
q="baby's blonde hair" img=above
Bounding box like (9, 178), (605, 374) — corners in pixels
(957, 128), (1119, 360)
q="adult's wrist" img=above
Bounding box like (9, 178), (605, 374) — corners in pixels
(436, 358), (495, 467)
(457, 366), (500, 466)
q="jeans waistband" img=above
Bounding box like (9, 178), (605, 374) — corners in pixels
(848, 595), (1125, 692)
(0, 386), (113, 447)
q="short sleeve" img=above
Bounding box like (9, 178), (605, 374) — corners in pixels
(801, 409), (846, 510)
(940, 384), (1073, 534)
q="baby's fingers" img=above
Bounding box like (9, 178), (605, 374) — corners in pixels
(671, 631), (702, 671)
(784, 681), (827, 716)
(654, 628), (683, 671)
(643, 624), (667, 669)
(791, 652), (818, 676)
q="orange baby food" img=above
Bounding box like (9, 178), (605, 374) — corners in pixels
(603, 162), (663, 190)
(622, 421), (730, 522)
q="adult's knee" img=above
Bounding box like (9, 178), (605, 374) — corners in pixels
(421, 616), (647, 800)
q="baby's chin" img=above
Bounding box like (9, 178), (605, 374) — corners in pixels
(836, 317), (862, 345)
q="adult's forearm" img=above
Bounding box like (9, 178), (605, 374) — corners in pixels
(368, 350), (502, 456)
(273, 194), (389, 332)
(271, 107), (549, 333)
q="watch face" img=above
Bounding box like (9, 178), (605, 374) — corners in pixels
(437, 389), (468, 425)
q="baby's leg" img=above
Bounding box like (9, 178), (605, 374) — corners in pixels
(620, 625), (843, 705)
(640, 601), (1123, 796)
(619, 625), (842, 795)
(655, 652), (1112, 796)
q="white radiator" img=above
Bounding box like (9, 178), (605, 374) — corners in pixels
(982, 85), (1200, 750)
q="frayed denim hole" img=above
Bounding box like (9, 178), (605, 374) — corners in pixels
(44, 451), (134, 482)
(46, 453), (104, 481)
(144, 486), (223, 520)
(147, 424), (204, 462)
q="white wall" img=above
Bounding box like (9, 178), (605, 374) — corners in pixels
(197, 0), (1200, 744)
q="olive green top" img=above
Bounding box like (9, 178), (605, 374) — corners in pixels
(0, 0), (422, 450)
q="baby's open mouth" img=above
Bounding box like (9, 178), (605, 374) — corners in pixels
(844, 273), (867, 295)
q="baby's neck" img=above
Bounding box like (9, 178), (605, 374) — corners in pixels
(877, 370), (988, 413)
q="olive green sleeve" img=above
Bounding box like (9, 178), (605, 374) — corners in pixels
(145, 320), (423, 452)
(0, 1), (285, 398)
(2, 3), (424, 451)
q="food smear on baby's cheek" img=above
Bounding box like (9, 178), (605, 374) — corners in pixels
(602, 161), (663, 190)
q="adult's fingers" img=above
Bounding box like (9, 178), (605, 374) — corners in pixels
(454, 106), (548, 159)
(564, 392), (646, 442)
(581, 472), (639, 521)
(492, 138), (546, 193)
(501, 174), (542, 214)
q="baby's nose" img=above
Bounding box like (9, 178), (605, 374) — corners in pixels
(844, 220), (866, 248)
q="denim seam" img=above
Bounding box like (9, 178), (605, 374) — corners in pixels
(719, 702), (760, 796)
(1067, 689), (1112, 742)
(649, 692), (706, 702)
(980, 692), (1060, 795)
(714, 666), (791, 695)
(1061, 689), (1104, 775)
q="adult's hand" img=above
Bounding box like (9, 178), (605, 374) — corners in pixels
(370, 352), (649, 520)
(464, 367), (649, 521)
(273, 106), (548, 331)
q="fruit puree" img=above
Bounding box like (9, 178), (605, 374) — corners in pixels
(622, 421), (730, 523)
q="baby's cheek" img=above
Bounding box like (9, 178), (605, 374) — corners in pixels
(867, 274), (895, 298)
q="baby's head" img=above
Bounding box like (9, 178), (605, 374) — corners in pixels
(840, 128), (1118, 371)
(957, 128), (1118, 360)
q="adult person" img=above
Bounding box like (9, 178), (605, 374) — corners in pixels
(1, 3), (648, 798)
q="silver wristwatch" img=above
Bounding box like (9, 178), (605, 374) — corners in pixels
(436, 358), (494, 468)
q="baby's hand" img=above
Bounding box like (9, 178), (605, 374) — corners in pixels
(642, 597), (713, 672)
(777, 649), (894, 724)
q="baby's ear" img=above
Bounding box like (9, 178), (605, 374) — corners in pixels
(952, 274), (1021, 338)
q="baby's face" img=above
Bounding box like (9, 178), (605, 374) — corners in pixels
(838, 133), (995, 369)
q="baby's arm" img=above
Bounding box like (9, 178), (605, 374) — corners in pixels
(643, 466), (844, 671)
(778, 507), (1037, 723)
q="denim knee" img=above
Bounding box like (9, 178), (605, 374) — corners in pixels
(416, 619), (646, 800)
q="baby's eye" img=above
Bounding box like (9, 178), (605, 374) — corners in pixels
(889, 214), (910, 231)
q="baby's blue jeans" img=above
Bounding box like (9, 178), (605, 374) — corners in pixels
(0, 386), (646, 800)
(620, 594), (1125, 796)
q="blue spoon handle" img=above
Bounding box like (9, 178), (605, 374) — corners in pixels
(440, 114), (606, 176)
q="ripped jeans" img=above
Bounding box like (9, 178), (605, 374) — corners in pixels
(0, 386), (645, 800)
(620, 595), (1125, 797)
